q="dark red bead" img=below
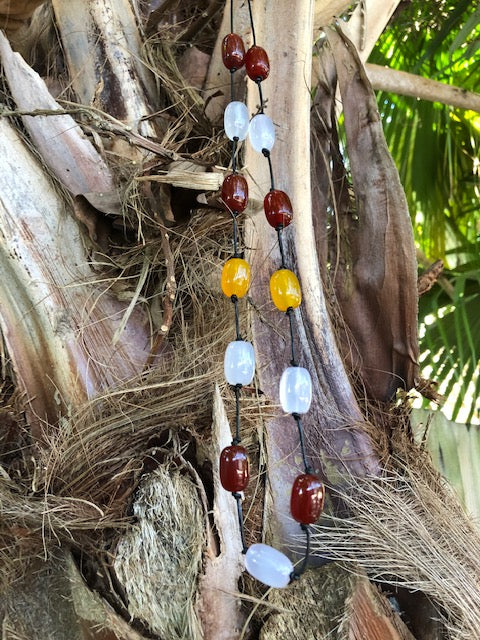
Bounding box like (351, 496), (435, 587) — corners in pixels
(290, 474), (325, 524)
(245, 46), (270, 81)
(220, 445), (249, 492)
(221, 174), (248, 213)
(222, 33), (245, 71)
(264, 190), (293, 228)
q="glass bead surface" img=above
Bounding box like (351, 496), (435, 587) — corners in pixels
(224, 101), (249, 141)
(290, 474), (325, 524)
(224, 340), (255, 385)
(249, 114), (275, 153)
(270, 269), (301, 312)
(221, 174), (248, 213)
(264, 190), (293, 228)
(245, 45), (270, 81)
(222, 33), (245, 70)
(220, 445), (249, 492)
(279, 366), (312, 414)
(221, 258), (251, 298)
(245, 543), (293, 588)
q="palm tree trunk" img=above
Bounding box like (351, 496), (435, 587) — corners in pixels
(1, 2), (480, 640)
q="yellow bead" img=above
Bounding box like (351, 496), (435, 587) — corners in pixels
(221, 258), (251, 298)
(270, 269), (301, 311)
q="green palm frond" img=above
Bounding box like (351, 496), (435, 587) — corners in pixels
(371, 0), (480, 264)
(419, 253), (480, 423)
(370, 0), (480, 422)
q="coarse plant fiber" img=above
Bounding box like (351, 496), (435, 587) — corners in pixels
(310, 428), (480, 640)
(113, 464), (205, 640)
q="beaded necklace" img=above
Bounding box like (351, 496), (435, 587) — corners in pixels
(218, 0), (325, 589)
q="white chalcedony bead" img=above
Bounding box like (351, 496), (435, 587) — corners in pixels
(224, 341), (255, 386)
(279, 366), (312, 414)
(245, 543), (293, 588)
(224, 101), (249, 141)
(248, 113), (275, 153)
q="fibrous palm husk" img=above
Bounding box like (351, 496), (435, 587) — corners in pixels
(0, 114), (156, 437)
(310, 427), (480, 640)
(0, 194), (249, 639)
(113, 463), (205, 640)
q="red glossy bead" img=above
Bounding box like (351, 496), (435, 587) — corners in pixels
(221, 174), (248, 213)
(290, 474), (325, 524)
(264, 190), (293, 228)
(220, 445), (249, 492)
(222, 33), (245, 71)
(245, 46), (270, 81)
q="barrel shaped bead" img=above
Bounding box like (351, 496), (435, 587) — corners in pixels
(224, 101), (249, 141)
(221, 258), (251, 299)
(245, 543), (293, 588)
(290, 474), (325, 524)
(270, 269), (301, 311)
(224, 341), (255, 386)
(264, 190), (293, 228)
(249, 114), (275, 153)
(222, 33), (245, 70)
(220, 445), (249, 492)
(279, 366), (312, 414)
(245, 45), (270, 81)
(221, 173), (248, 213)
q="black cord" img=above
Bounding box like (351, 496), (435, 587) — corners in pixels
(264, 151), (275, 190)
(292, 413), (312, 475)
(286, 307), (297, 366)
(246, 0), (257, 45)
(290, 525), (311, 581)
(233, 384), (241, 443)
(257, 79), (265, 113)
(232, 136), (238, 172)
(232, 213), (239, 257)
(232, 295), (241, 339)
(277, 226), (287, 269)
(232, 493), (248, 553)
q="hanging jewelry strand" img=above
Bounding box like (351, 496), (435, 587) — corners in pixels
(219, 2), (252, 559)
(219, 0), (326, 589)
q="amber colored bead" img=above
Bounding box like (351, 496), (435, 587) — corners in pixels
(221, 174), (248, 213)
(220, 445), (249, 492)
(245, 45), (270, 81)
(270, 269), (301, 312)
(221, 258), (251, 298)
(290, 474), (325, 524)
(264, 190), (293, 229)
(222, 33), (246, 70)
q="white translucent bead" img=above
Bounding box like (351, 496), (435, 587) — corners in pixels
(245, 543), (293, 588)
(279, 366), (312, 414)
(224, 101), (249, 141)
(224, 341), (255, 385)
(248, 114), (275, 153)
